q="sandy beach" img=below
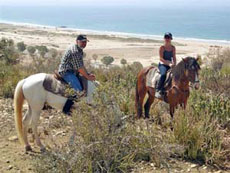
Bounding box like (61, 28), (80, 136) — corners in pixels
(0, 22), (230, 67)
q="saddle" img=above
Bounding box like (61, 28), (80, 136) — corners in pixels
(160, 69), (172, 91)
(146, 67), (172, 90)
(54, 71), (88, 92)
(43, 71), (88, 98)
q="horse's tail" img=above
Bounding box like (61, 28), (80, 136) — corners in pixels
(135, 79), (139, 106)
(14, 79), (25, 145)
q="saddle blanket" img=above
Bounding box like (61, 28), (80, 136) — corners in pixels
(146, 68), (160, 88)
(42, 74), (88, 97)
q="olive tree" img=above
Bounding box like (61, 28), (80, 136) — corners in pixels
(17, 42), (27, 52)
(36, 45), (48, 57)
(120, 58), (127, 65)
(101, 56), (114, 67)
(92, 54), (98, 62)
(27, 46), (36, 56)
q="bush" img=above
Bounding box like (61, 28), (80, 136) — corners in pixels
(101, 56), (114, 66)
(120, 58), (127, 65)
(0, 38), (24, 97)
(33, 86), (176, 172)
(202, 48), (230, 97)
(92, 54), (98, 62)
(0, 38), (18, 65)
(36, 45), (49, 57)
(173, 94), (229, 168)
(132, 61), (143, 69)
(48, 48), (58, 58)
(17, 41), (26, 52)
(27, 46), (36, 55)
(0, 63), (27, 98)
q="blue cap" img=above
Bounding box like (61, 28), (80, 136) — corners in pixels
(164, 32), (173, 40)
(76, 35), (89, 42)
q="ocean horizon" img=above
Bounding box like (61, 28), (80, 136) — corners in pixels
(0, 6), (230, 43)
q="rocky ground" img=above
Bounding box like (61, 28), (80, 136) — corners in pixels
(0, 98), (228, 173)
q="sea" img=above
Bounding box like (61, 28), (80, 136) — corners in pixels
(0, 5), (230, 43)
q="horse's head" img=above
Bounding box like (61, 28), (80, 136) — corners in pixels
(183, 57), (201, 90)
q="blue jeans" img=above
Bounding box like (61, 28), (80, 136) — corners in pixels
(156, 64), (170, 91)
(62, 72), (83, 91)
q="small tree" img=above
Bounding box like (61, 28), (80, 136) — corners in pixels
(36, 45), (48, 57)
(49, 48), (58, 58)
(0, 38), (18, 65)
(17, 42), (26, 52)
(101, 56), (114, 67)
(120, 58), (127, 65)
(92, 54), (98, 62)
(132, 61), (143, 70)
(27, 46), (36, 56)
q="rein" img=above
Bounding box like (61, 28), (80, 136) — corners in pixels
(172, 85), (189, 94)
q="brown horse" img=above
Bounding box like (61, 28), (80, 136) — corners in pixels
(135, 57), (201, 119)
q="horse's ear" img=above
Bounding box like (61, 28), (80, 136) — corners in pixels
(182, 57), (189, 63)
(183, 57), (189, 69)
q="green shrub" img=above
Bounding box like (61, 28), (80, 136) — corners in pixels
(120, 58), (127, 65)
(36, 45), (49, 57)
(173, 108), (226, 167)
(27, 46), (36, 55)
(0, 38), (18, 65)
(48, 48), (58, 58)
(101, 56), (114, 66)
(0, 62), (28, 98)
(17, 41), (26, 52)
(92, 54), (98, 62)
(132, 61), (143, 69)
(33, 87), (174, 172)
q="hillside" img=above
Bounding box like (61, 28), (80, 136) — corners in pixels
(0, 35), (229, 172)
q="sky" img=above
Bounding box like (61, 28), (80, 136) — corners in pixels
(0, 0), (229, 7)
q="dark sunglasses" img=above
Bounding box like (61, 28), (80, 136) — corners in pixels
(164, 36), (171, 40)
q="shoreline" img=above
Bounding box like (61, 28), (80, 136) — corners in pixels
(1, 20), (230, 45)
(1, 20), (229, 67)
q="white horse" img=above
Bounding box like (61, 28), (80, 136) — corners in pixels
(14, 73), (97, 152)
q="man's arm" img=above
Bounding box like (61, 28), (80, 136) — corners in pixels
(78, 66), (95, 81)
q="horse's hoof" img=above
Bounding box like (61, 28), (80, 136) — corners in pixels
(25, 145), (32, 153)
(40, 147), (46, 153)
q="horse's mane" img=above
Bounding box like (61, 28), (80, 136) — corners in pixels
(171, 58), (186, 81)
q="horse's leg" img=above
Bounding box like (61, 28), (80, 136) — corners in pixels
(169, 105), (175, 119)
(136, 88), (147, 119)
(22, 105), (32, 152)
(86, 81), (96, 104)
(31, 109), (45, 152)
(169, 105), (175, 130)
(183, 98), (188, 109)
(144, 87), (155, 119)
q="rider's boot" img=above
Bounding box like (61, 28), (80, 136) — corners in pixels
(155, 89), (162, 98)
